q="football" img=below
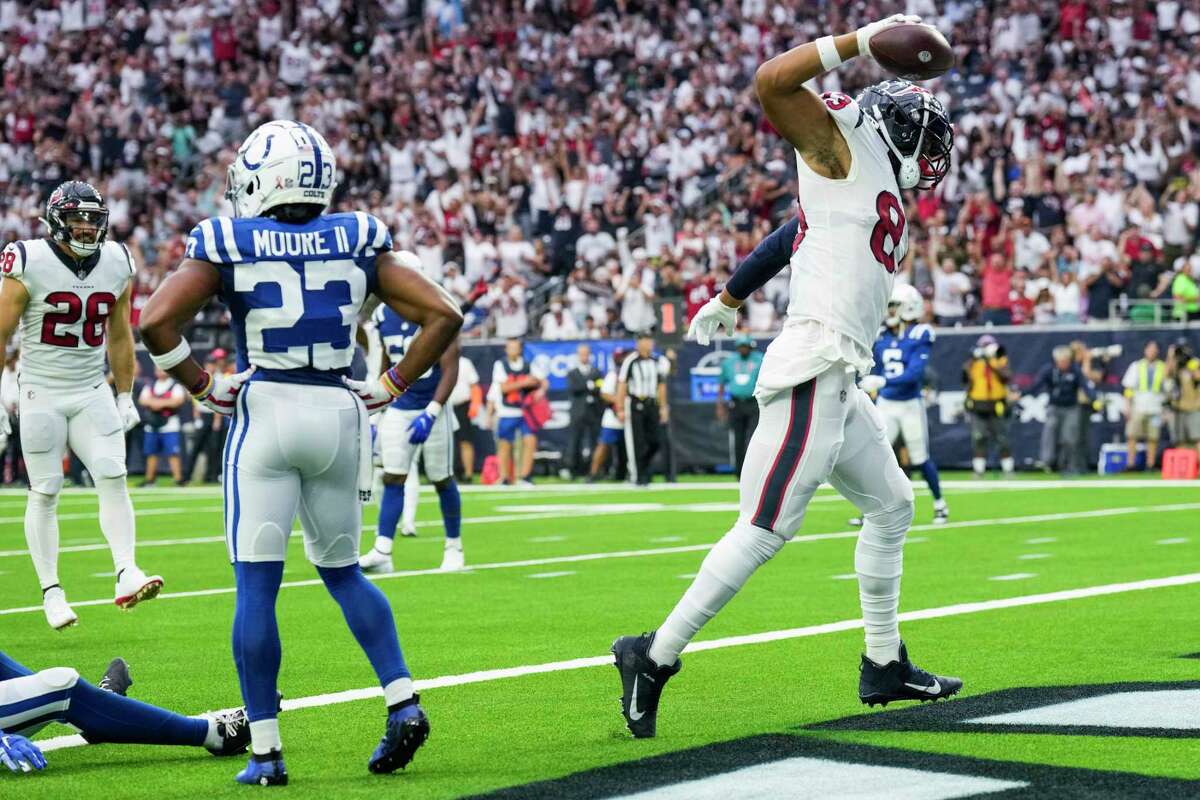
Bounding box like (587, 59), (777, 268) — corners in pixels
(869, 23), (956, 81)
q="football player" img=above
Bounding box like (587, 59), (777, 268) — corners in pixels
(0, 650), (248, 775)
(359, 303), (464, 573)
(138, 120), (462, 785)
(0, 181), (162, 630)
(857, 283), (949, 524)
(612, 15), (962, 739)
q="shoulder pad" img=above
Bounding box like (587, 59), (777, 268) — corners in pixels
(1, 240), (29, 280)
(107, 241), (136, 275)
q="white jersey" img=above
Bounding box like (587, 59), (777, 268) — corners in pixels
(1, 238), (134, 389)
(757, 93), (908, 400)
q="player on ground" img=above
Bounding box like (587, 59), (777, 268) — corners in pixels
(857, 283), (948, 524)
(0, 181), (162, 630)
(612, 16), (962, 738)
(138, 120), (462, 785)
(0, 650), (248, 775)
(359, 303), (464, 573)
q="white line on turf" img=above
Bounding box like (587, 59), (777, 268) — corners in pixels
(1026, 537), (1058, 544)
(830, 574), (857, 580)
(527, 571), (576, 579)
(1157, 538), (1189, 545)
(4, 503), (1199, 615)
(990, 573), (1037, 581)
(34, 570), (1200, 755)
(1018, 554), (1053, 560)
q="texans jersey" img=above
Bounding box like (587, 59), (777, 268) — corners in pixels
(185, 212), (391, 387)
(0, 238), (134, 388)
(372, 304), (439, 411)
(872, 323), (934, 401)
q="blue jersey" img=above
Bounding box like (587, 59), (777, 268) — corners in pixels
(373, 304), (439, 410)
(872, 323), (934, 401)
(185, 212), (391, 387)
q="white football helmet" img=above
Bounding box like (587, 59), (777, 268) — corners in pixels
(886, 282), (924, 326)
(225, 120), (337, 219)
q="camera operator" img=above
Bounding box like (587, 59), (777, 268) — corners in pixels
(1167, 339), (1200, 455)
(963, 334), (1014, 476)
(1121, 340), (1168, 470)
(1031, 346), (1094, 474)
(1071, 341), (1118, 471)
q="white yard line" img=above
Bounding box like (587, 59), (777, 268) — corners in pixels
(3, 503), (1199, 616)
(34, 570), (1200, 754)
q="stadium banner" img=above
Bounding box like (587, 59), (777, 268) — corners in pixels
(524, 339), (635, 392)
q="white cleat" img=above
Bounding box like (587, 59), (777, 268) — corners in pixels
(44, 586), (78, 630)
(359, 547), (394, 574)
(114, 567), (164, 610)
(399, 523), (418, 538)
(440, 542), (465, 572)
(933, 502), (949, 525)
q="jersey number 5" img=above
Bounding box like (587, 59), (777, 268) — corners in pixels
(869, 191), (906, 273)
(41, 291), (117, 348)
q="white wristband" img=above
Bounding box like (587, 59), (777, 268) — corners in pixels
(149, 339), (192, 370)
(816, 36), (843, 71)
(425, 400), (443, 417)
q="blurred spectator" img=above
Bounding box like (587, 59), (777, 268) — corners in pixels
(449, 351), (480, 483)
(617, 333), (670, 486)
(487, 338), (546, 487)
(1122, 340), (1168, 470)
(588, 349), (627, 483)
(539, 298), (580, 340)
(1167, 339), (1200, 456)
(184, 348), (229, 484)
(1051, 272), (1083, 324)
(932, 257), (972, 326)
(563, 343), (601, 480)
(717, 334), (762, 477)
(963, 334), (1014, 476)
(1031, 345), (1092, 474)
(1171, 255), (1200, 322)
(138, 366), (186, 487)
(487, 273), (529, 339)
(1084, 258), (1130, 322)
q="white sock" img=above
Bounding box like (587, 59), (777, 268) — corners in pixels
(856, 502), (913, 666)
(374, 535), (394, 556)
(648, 522), (784, 667)
(403, 471), (419, 529)
(972, 457), (985, 475)
(383, 676), (414, 707)
(1000, 456), (1015, 474)
(249, 718), (282, 755)
(934, 498), (948, 511)
(95, 477), (136, 574)
(445, 537), (462, 551)
(25, 491), (61, 589)
(203, 718), (221, 750)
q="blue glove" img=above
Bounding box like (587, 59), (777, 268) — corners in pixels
(407, 411), (435, 445)
(1, 733), (46, 773)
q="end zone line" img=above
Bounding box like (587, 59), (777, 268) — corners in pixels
(34, 570), (1200, 755)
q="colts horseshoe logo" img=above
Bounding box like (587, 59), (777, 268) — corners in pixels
(241, 133), (275, 171)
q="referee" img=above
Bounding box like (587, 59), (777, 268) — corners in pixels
(617, 333), (669, 485)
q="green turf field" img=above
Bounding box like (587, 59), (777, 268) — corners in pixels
(2, 475), (1198, 798)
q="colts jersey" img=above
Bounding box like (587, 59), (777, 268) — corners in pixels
(186, 212), (391, 387)
(1, 238), (134, 388)
(373, 304), (439, 411)
(872, 323), (934, 402)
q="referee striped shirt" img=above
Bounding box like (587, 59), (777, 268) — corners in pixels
(619, 354), (668, 400)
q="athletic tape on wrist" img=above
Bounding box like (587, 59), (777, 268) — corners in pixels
(425, 400), (443, 417)
(856, 27), (874, 60)
(149, 339), (192, 370)
(188, 372), (214, 398)
(380, 367), (411, 397)
(816, 36), (843, 71)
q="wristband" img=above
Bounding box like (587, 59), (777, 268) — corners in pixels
(149, 339), (192, 370)
(425, 400), (443, 417)
(856, 27), (875, 60)
(380, 366), (411, 397)
(188, 372), (214, 398)
(816, 36), (843, 71)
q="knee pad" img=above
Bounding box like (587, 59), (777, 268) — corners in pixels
(27, 489), (60, 512)
(37, 666), (80, 691)
(94, 476), (130, 497)
(716, 522), (787, 569)
(863, 500), (914, 537)
(29, 473), (64, 496)
(857, 501), (913, 580)
(91, 457), (128, 481)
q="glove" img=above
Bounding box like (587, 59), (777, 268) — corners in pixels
(407, 410), (436, 444)
(687, 296), (740, 346)
(860, 375), (887, 393)
(857, 14), (922, 60)
(190, 366), (256, 416)
(116, 392), (140, 431)
(1, 733), (46, 773)
(344, 375), (398, 413)
(984, 343), (1000, 358)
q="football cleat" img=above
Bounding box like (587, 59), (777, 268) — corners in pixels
(440, 542), (465, 572)
(206, 708), (251, 757)
(98, 657), (132, 695)
(399, 522), (418, 538)
(359, 547), (394, 574)
(847, 516), (864, 527)
(236, 750), (288, 786)
(114, 567), (164, 609)
(368, 695), (430, 774)
(933, 502), (949, 525)
(611, 632), (681, 738)
(43, 586), (78, 630)
(859, 641), (962, 707)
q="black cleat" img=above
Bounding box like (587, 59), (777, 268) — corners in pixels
(98, 658), (132, 696)
(611, 632), (681, 738)
(859, 641), (962, 707)
(206, 707), (251, 756)
(368, 695), (430, 774)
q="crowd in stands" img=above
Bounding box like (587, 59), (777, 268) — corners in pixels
(1, 0), (1199, 342)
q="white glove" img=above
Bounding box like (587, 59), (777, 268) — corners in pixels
(984, 343), (999, 358)
(343, 375), (399, 413)
(116, 392), (140, 431)
(857, 14), (922, 60)
(0, 412), (10, 438)
(191, 366), (256, 416)
(687, 296), (740, 346)
(860, 374), (887, 393)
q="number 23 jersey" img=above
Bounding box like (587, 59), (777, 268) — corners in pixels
(1, 238), (134, 388)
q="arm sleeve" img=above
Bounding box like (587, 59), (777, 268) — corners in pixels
(724, 215), (799, 301)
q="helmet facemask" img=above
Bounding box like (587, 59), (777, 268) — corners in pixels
(861, 82), (953, 191)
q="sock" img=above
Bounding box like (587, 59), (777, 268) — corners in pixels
(972, 457), (985, 475)
(856, 501), (913, 666)
(436, 480), (461, 539)
(1000, 456), (1015, 473)
(918, 460), (942, 501)
(383, 676), (414, 708)
(316, 564), (410, 688)
(648, 522), (784, 667)
(203, 718), (221, 750)
(68, 678), (207, 746)
(249, 719), (282, 755)
(377, 480), (405, 540)
(95, 476), (136, 574)
(403, 470), (419, 530)
(24, 490), (61, 589)
(232, 561), (284, 731)
(374, 535), (393, 555)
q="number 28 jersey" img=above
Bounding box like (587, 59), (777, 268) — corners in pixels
(186, 211), (392, 387)
(1, 238), (134, 388)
